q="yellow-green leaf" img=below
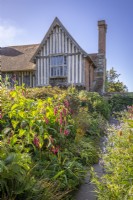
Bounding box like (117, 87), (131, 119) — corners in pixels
(11, 104), (19, 111)
(19, 129), (26, 137)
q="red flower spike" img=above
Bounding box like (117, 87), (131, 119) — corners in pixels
(64, 129), (69, 136)
(44, 117), (49, 124)
(60, 117), (63, 125)
(54, 107), (58, 115)
(63, 108), (67, 116)
(64, 100), (69, 108)
(70, 109), (74, 114)
(51, 146), (59, 155)
(33, 136), (40, 148)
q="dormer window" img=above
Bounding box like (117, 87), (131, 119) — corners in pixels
(50, 55), (67, 77)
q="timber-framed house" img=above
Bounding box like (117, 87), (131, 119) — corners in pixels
(1, 17), (107, 92)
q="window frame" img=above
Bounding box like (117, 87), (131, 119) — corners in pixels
(50, 55), (67, 78)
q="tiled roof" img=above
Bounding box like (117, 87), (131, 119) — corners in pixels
(1, 44), (39, 72)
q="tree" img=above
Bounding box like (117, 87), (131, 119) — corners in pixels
(106, 67), (128, 92)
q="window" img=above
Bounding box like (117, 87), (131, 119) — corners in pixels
(60, 66), (63, 76)
(50, 56), (67, 77)
(64, 66), (67, 76)
(50, 56), (64, 66)
(64, 56), (67, 65)
(23, 72), (30, 87)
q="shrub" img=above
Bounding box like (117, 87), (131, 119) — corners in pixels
(0, 140), (34, 200)
(74, 110), (106, 137)
(79, 91), (110, 120)
(108, 94), (133, 113)
(73, 137), (99, 166)
(0, 86), (108, 199)
(25, 86), (64, 100)
(91, 106), (133, 199)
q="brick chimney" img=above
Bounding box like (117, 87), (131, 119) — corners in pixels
(98, 20), (107, 55)
(93, 20), (107, 93)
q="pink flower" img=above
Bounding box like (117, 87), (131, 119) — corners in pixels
(128, 106), (133, 114)
(51, 146), (59, 155)
(64, 129), (69, 136)
(70, 109), (74, 114)
(44, 117), (49, 124)
(64, 100), (69, 108)
(54, 107), (58, 115)
(63, 108), (67, 116)
(33, 135), (40, 148)
(60, 117), (63, 125)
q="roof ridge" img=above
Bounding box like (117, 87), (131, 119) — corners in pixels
(3, 44), (40, 48)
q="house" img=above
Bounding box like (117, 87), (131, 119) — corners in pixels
(0, 17), (107, 92)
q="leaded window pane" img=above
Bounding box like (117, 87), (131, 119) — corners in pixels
(60, 66), (63, 76)
(50, 55), (67, 77)
(23, 74), (30, 87)
(56, 67), (58, 76)
(64, 56), (67, 65)
(53, 68), (56, 76)
(51, 68), (54, 76)
(64, 66), (67, 76)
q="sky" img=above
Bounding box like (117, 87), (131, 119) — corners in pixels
(0, 0), (133, 91)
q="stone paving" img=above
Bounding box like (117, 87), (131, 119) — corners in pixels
(74, 149), (103, 200)
(74, 117), (119, 200)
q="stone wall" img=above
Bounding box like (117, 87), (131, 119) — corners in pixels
(49, 77), (67, 86)
(94, 53), (106, 93)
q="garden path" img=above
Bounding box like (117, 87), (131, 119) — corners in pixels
(74, 117), (119, 200)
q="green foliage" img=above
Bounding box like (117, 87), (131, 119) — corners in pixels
(27, 180), (70, 200)
(106, 67), (128, 92)
(0, 74), (11, 88)
(0, 85), (109, 199)
(91, 107), (133, 199)
(109, 94), (133, 112)
(79, 90), (110, 120)
(74, 110), (106, 137)
(0, 141), (33, 200)
(25, 86), (64, 100)
(73, 137), (99, 166)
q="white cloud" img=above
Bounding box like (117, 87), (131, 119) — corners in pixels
(0, 19), (25, 47)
